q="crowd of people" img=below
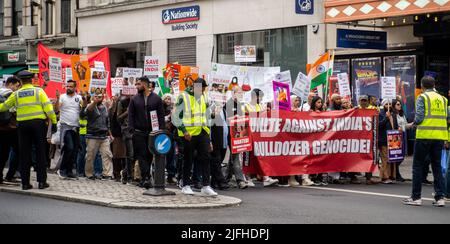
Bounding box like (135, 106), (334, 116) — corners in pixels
(1, 72), (449, 204)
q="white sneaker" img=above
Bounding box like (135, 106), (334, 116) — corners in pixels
(181, 185), (194, 195)
(201, 186), (218, 197)
(433, 199), (446, 207)
(402, 198), (422, 206)
(246, 180), (256, 187)
(302, 179), (314, 186)
(289, 177), (300, 187)
(263, 177), (278, 187)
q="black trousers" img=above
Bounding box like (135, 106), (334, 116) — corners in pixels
(60, 130), (79, 175)
(17, 119), (47, 185)
(210, 146), (227, 185)
(0, 129), (19, 180)
(182, 130), (211, 187)
(133, 132), (153, 182)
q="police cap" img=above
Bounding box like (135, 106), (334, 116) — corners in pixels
(17, 70), (34, 79)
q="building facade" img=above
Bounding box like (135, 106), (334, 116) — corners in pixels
(76, 0), (327, 79)
(0, 0), (78, 77)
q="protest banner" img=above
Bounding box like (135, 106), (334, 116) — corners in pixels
(244, 109), (379, 176)
(211, 63), (280, 103)
(144, 56), (160, 82)
(49, 57), (63, 83)
(234, 46), (256, 63)
(64, 68), (73, 83)
(38, 43), (110, 98)
(387, 130), (404, 163)
(384, 55), (416, 121)
(179, 66), (199, 92)
(273, 81), (291, 111)
(352, 57), (381, 102)
(111, 78), (124, 96)
(209, 74), (231, 106)
(381, 76), (396, 100)
(115, 67), (124, 78)
(292, 72), (310, 101)
(329, 59), (350, 98)
(89, 68), (109, 95)
(122, 68), (143, 96)
(164, 64), (181, 98)
(229, 116), (253, 154)
(94, 61), (105, 70)
(337, 73), (351, 97)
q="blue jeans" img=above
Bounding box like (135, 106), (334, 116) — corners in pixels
(166, 142), (177, 178)
(77, 135), (103, 176)
(412, 140), (446, 200)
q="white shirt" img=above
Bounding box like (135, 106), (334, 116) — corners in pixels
(300, 103), (310, 112)
(59, 93), (82, 127)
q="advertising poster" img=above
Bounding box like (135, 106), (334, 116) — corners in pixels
(234, 46), (257, 63)
(229, 116), (253, 154)
(122, 68), (143, 96)
(387, 130), (404, 163)
(273, 81), (291, 111)
(384, 55), (416, 121)
(89, 68), (109, 95)
(426, 56), (449, 96)
(49, 57), (63, 83)
(352, 57), (382, 103)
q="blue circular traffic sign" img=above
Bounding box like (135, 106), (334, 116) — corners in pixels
(154, 133), (172, 155)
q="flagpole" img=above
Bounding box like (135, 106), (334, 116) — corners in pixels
(324, 50), (334, 107)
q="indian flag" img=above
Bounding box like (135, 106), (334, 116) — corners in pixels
(307, 51), (334, 98)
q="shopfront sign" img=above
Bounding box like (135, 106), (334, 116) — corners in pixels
(162, 5), (200, 24)
(337, 29), (387, 50)
(296, 0), (314, 15)
(7, 52), (20, 62)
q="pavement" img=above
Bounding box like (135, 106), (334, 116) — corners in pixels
(0, 172), (241, 209)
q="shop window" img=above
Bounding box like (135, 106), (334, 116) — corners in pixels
(217, 26), (307, 81)
(61, 0), (71, 33)
(12, 0), (22, 36)
(45, 0), (54, 35)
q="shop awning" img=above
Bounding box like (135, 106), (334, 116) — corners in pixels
(0, 66), (27, 77)
(325, 0), (450, 23)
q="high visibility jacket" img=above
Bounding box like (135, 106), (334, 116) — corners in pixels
(0, 84), (57, 124)
(243, 103), (262, 114)
(79, 118), (87, 135)
(177, 92), (210, 137)
(416, 91), (448, 141)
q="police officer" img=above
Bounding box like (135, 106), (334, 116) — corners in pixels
(0, 71), (57, 190)
(403, 76), (448, 207)
(173, 78), (217, 197)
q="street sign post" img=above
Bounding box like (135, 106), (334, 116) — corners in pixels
(144, 130), (176, 196)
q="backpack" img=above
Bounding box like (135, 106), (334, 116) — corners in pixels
(0, 93), (13, 126)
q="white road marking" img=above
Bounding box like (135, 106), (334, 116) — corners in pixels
(298, 186), (435, 201)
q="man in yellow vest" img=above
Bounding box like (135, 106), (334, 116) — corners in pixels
(0, 71), (57, 190)
(403, 76), (448, 207)
(173, 78), (217, 197)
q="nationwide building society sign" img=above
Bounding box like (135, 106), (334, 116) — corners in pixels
(162, 5), (200, 31)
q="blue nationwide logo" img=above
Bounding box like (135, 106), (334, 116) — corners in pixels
(296, 0), (314, 15)
(162, 5), (200, 24)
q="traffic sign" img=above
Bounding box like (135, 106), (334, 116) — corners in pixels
(154, 133), (172, 155)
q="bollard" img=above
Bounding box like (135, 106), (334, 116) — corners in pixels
(143, 130), (176, 196)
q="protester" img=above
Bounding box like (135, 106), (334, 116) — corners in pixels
(128, 77), (165, 189)
(162, 93), (177, 184)
(379, 99), (399, 184)
(0, 76), (21, 184)
(109, 95), (125, 181)
(309, 96), (328, 186)
(225, 86), (248, 189)
(342, 98), (353, 109)
(300, 92), (315, 111)
(392, 99), (410, 182)
(0, 71), (57, 190)
(403, 76), (448, 207)
(117, 94), (135, 184)
(54, 81), (82, 179)
(173, 78), (218, 196)
(328, 94), (342, 111)
(80, 91), (113, 181)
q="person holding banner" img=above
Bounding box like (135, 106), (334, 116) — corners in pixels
(310, 96), (329, 186)
(379, 99), (399, 184)
(392, 99), (411, 182)
(403, 76), (448, 207)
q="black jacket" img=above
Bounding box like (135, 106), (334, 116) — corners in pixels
(128, 92), (165, 132)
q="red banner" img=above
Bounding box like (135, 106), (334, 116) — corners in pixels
(244, 109), (378, 176)
(38, 43), (111, 99)
(229, 116), (253, 154)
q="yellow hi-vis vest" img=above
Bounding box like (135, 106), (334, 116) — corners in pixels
(177, 92), (210, 137)
(416, 91), (448, 141)
(79, 118), (87, 135)
(0, 84), (57, 124)
(243, 103), (262, 114)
